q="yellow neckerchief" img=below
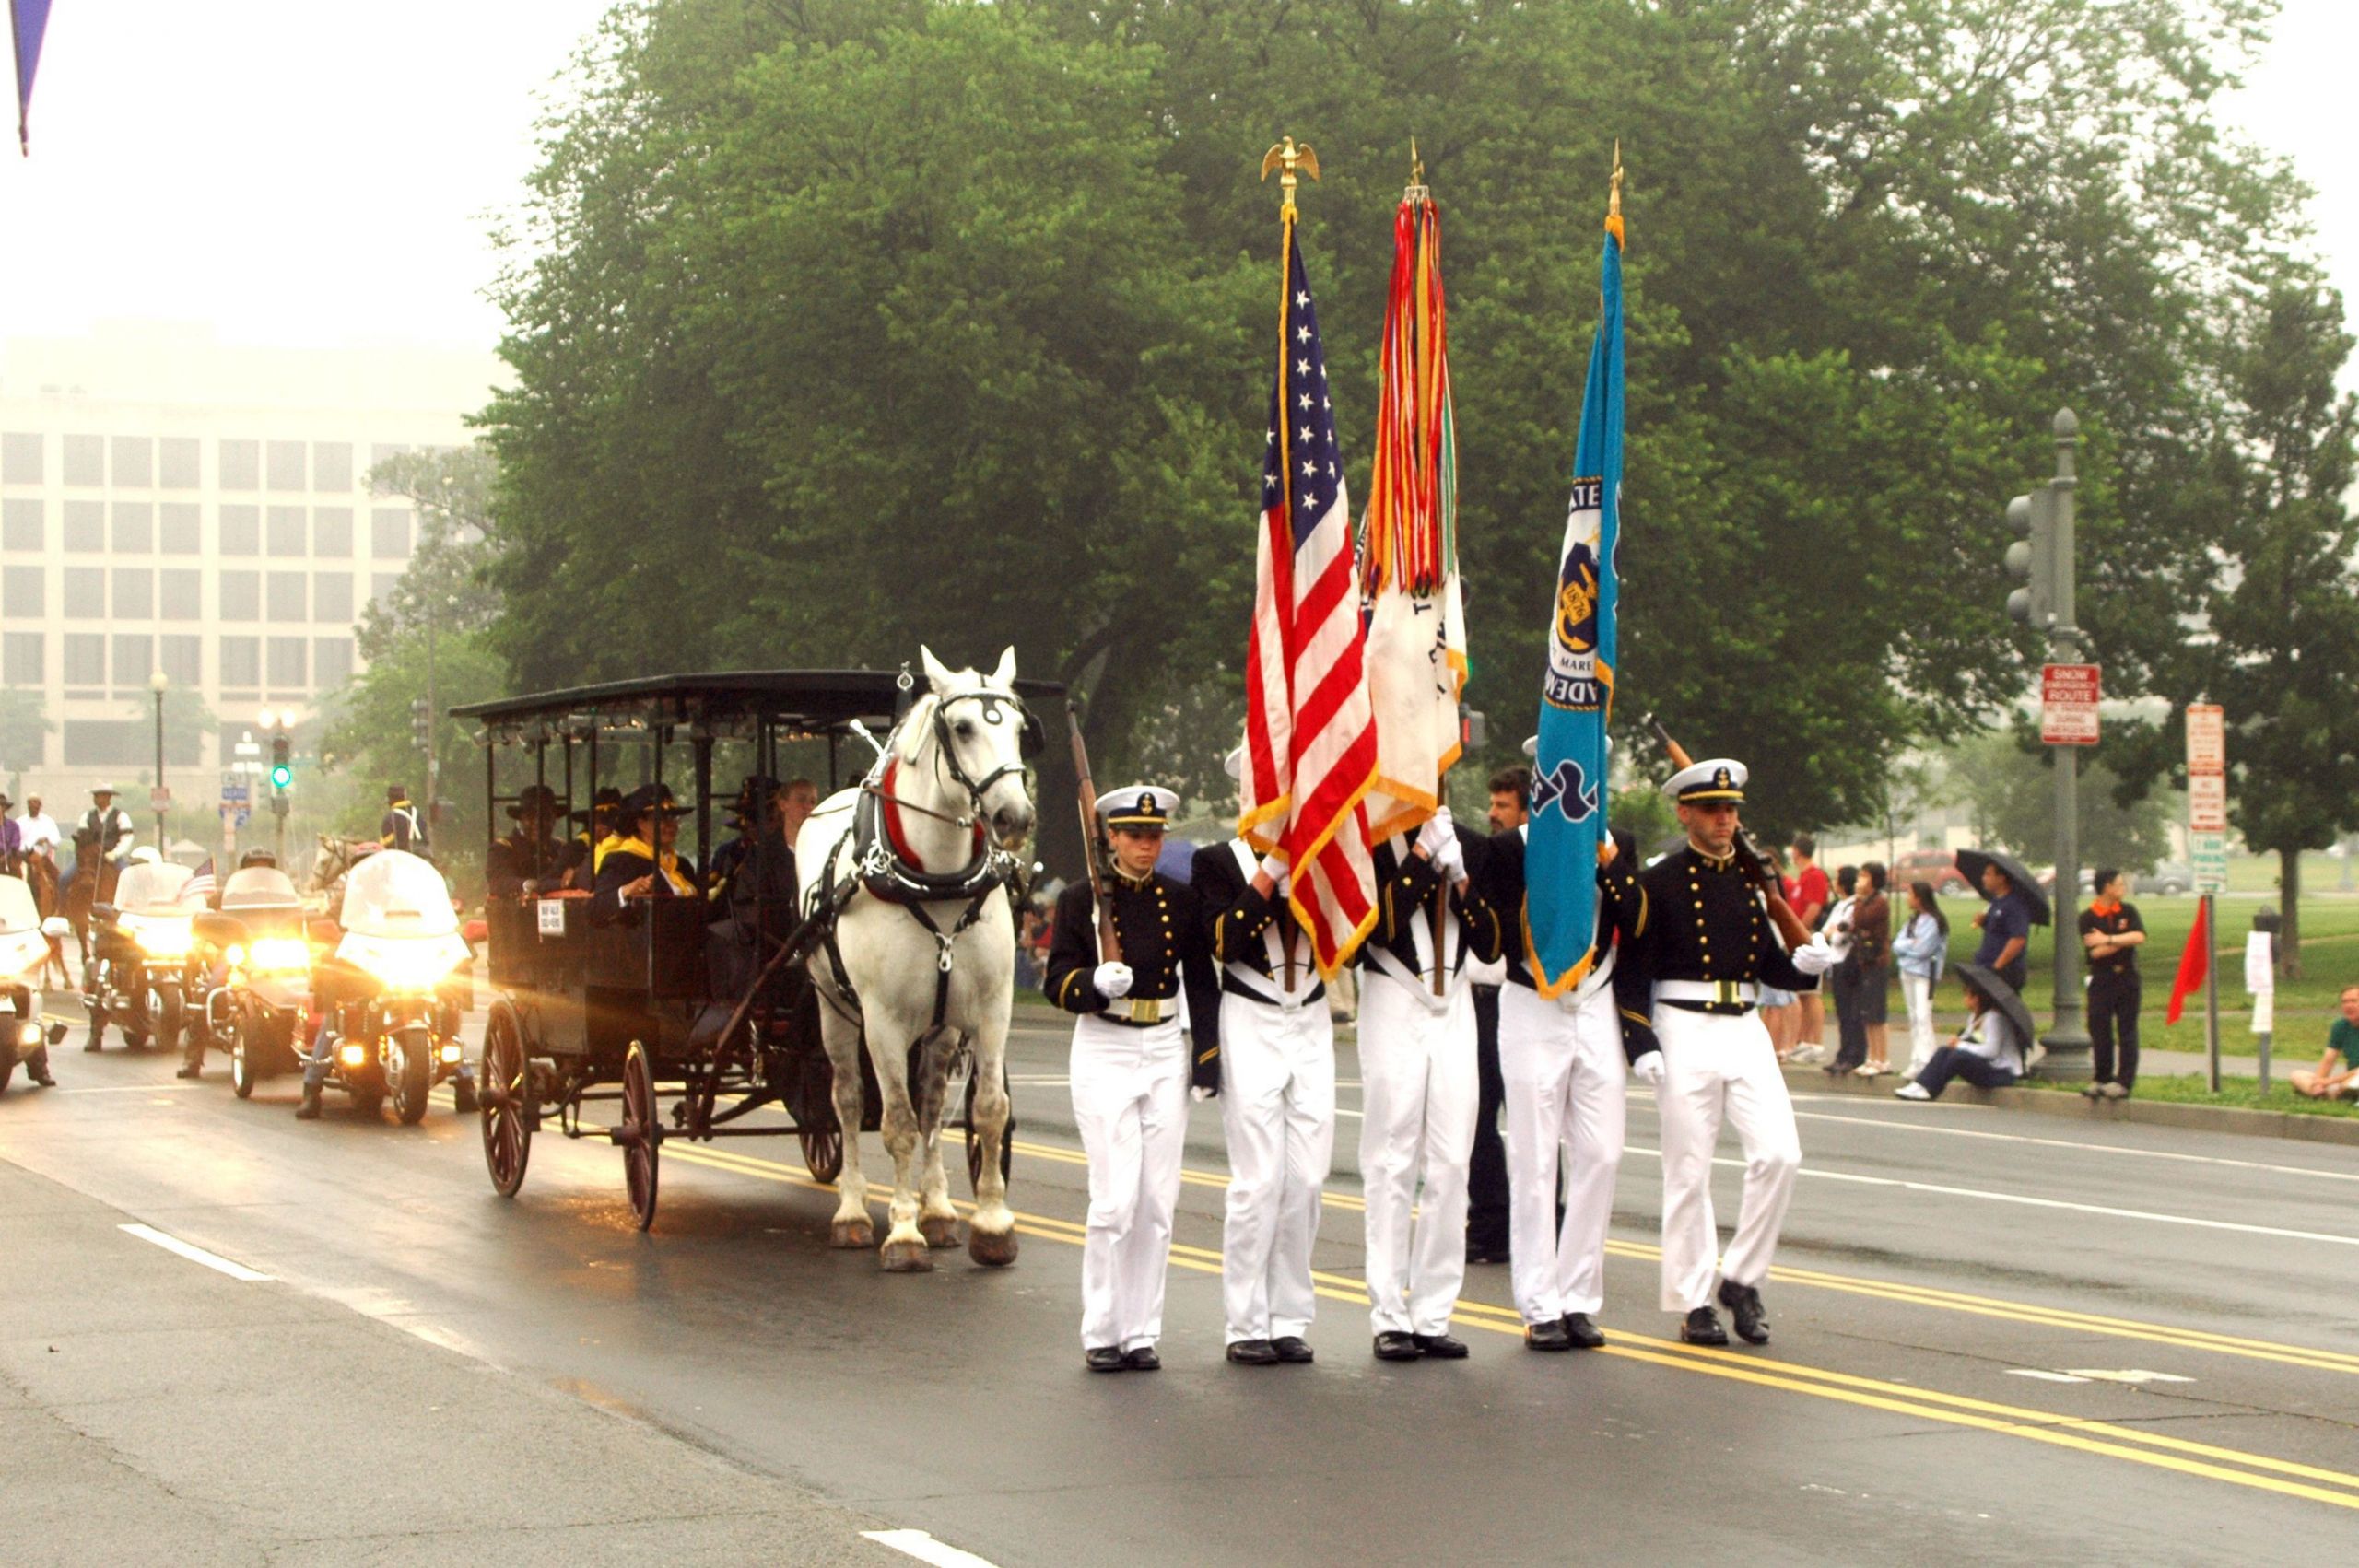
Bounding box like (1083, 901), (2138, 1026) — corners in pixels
(612, 835), (694, 895)
(593, 831), (624, 872)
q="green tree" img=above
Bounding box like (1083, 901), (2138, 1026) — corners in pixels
(1954, 731), (2174, 881)
(319, 629), (508, 891)
(0, 689), (53, 775)
(360, 444), (502, 661)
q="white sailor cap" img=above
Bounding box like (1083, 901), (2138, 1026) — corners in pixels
(1097, 785), (1180, 831)
(1521, 734), (1538, 758)
(1223, 743), (1249, 781)
(1667, 758), (1747, 804)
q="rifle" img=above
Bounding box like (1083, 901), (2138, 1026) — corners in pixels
(1642, 713), (1815, 952)
(1066, 700), (1121, 964)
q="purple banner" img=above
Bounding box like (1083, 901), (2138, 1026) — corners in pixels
(12, 0), (53, 154)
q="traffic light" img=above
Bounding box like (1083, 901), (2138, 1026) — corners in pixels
(2004, 486), (2056, 629)
(411, 697), (431, 750)
(269, 731), (292, 790)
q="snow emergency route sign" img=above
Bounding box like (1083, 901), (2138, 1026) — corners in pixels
(2040, 663), (2100, 745)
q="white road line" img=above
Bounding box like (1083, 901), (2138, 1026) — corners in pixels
(2006, 1369), (2091, 1384)
(118, 1223), (273, 1281)
(56, 1082), (201, 1094)
(861, 1528), (1001, 1567)
(1619, 1144), (2359, 1247)
(1779, 1106), (2359, 1183)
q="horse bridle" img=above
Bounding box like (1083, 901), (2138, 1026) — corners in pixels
(866, 686), (1038, 832)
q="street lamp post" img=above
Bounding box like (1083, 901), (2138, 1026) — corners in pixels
(148, 669), (170, 850)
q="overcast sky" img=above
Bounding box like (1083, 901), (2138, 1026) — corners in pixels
(2, 0), (2353, 385)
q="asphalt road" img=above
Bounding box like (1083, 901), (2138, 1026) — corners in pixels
(3, 995), (2357, 1566)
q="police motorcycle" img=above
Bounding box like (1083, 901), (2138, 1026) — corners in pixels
(84, 857), (201, 1052)
(304, 849), (474, 1124)
(0, 875), (72, 1092)
(190, 865), (320, 1099)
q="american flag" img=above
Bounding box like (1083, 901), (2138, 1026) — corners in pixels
(183, 856), (216, 906)
(1238, 226), (1378, 977)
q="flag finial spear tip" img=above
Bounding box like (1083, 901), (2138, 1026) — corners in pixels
(1261, 136), (1320, 219)
(1609, 140), (1625, 218)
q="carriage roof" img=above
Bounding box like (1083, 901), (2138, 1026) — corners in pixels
(452, 668), (1064, 744)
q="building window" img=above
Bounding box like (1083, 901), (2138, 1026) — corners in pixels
(112, 633), (152, 688)
(158, 437), (200, 489)
(112, 568), (153, 619)
(3, 632), (41, 686)
(63, 720), (154, 768)
(156, 568), (200, 621)
(63, 435), (104, 486)
(2, 566), (41, 617)
(64, 633), (105, 688)
(160, 634), (202, 688)
(111, 437), (154, 488)
(267, 506), (306, 556)
(219, 636), (260, 688)
(313, 572), (354, 624)
(111, 501), (153, 554)
(218, 570), (260, 621)
(266, 440), (306, 490)
(158, 502), (200, 554)
(266, 570), (306, 622)
(370, 509), (411, 557)
(1, 432), (41, 483)
(315, 636), (355, 687)
(219, 439), (259, 489)
(220, 504), (260, 556)
(266, 637), (307, 691)
(371, 572), (401, 605)
(63, 500), (104, 552)
(1, 497), (39, 550)
(313, 441), (353, 491)
(312, 506), (353, 557)
(63, 567), (104, 619)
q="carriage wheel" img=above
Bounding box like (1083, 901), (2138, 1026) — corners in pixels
(479, 1004), (533, 1198)
(798, 1048), (842, 1182)
(621, 1041), (660, 1232)
(964, 1068), (1015, 1192)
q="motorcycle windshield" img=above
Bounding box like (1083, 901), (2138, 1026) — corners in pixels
(0, 875), (42, 981)
(114, 862), (197, 914)
(219, 867), (301, 911)
(337, 850), (459, 939)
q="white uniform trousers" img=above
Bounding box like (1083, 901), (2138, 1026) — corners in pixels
(1070, 1012), (1191, 1352)
(1498, 975), (1626, 1325)
(1217, 991), (1335, 1343)
(1652, 1003), (1802, 1312)
(1356, 967), (1477, 1336)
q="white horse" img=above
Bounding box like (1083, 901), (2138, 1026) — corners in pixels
(797, 646), (1036, 1270)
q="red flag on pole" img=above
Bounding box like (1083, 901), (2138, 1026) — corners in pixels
(2165, 896), (2211, 1024)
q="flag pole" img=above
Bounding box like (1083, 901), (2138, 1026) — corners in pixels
(1262, 136), (1320, 990)
(1406, 142), (1454, 998)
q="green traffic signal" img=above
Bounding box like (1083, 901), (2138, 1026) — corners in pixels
(270, 763), (293, 789)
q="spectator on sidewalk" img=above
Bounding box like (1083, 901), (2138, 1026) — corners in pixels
(2291, 986), (2359, 1101)
(1464, 764), (1530, 1265)
(1825, 866), (1867, 1074)
(1757, 845), (1801, 1061)
(1891, 881), (1949, 1076)
(1790, 836), (1831, 1061)
(1895, 965), (2026, 1102)
(1970, 861), (2035, 992)
(1850, 863), (1893, 1076)
(2079, 868), (2145, 1102)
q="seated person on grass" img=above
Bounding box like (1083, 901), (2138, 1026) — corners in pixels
(2290, 986), (2359, 1101)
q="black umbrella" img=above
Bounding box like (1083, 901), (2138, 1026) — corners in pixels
(1953, 962), (2037, 1055)
(1954, 848), (2049, 927)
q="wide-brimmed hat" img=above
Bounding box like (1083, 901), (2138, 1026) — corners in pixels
(620, 782), (690, 823)
(729, 775), (781, 817)
(507, 784), (568, 820)
(1954, 848), (2050, 926)
(89, 782), (118, 797)
(568, 785), (626, 824)
(1954, 961), (2037, 1047)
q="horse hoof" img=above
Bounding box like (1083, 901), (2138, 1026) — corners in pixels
(830, 1217), (874, 1250)
(919, 1213), (960, 1249)
(880, 1237), (934, 1273)
(968, 1226), (1019, 1268)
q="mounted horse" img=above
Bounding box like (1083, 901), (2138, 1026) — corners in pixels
(309, 835), (378, 912)
(798, 646), (1038, 1271)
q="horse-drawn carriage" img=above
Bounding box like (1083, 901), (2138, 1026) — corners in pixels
(454, 657), (1050, 1262)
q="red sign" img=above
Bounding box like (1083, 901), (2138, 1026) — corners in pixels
(2185, 703), (2224, 773)
(2040, 662), (2101, 745)
(2189, 773), (2228, 833)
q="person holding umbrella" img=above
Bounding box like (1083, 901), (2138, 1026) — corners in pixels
(1955, 848), (2047, 993)
(1894, 964), (2032, 1101)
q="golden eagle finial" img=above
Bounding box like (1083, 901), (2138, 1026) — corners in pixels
(1261, 136), (1320, 217)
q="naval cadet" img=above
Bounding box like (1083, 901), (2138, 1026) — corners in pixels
(1474, 740), (1654, 1352)
(1043, 785), (1208, 1373)
(1356, 806), (1502, 1362)
(1193, 745), (1333, 1367)
(1636, 758), (1837, 1347)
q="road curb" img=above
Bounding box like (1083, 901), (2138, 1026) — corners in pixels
(1782, 1064), (2359, 1148)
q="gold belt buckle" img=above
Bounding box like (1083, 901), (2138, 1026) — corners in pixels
(1127, 997), (1162, 1024)
(1714, 979), (1739, 1006)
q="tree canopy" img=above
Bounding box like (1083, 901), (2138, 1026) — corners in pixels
(481, 0), (2336, 860)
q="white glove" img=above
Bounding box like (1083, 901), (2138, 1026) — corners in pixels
(1432, 835), (1466, 883)
(1790, 939), (1838, 977)
(1092, 961), (1133, 1000)
(1630, 1051), (1665, 1086)
(1258, 851), (1288, 884)
(1415, 808), (1455, 857)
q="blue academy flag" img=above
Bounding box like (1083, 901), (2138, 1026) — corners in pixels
(11, 0), (52, 155)
(1524, 201), (1625, 996)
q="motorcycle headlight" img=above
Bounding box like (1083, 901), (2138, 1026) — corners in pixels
(16, 1021), (38, 1048)
(337, 1042), (368, 1069)
(128, 919), (194, 960)
(346, 938), (465, 991)
(247, 937), (311, 974)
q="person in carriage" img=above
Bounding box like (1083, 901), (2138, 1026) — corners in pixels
(593, 784), (700, 918)
(486, 785), (569, 899)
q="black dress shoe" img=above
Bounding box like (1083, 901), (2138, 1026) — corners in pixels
(83, 1037), (102, 1053)
(1464, 1245), (1511, 1266)
(1271, 1336), (1314, 1363)
(1717, 1280), (1771, 1345)
(174, 1064), (201, 1080)
(1085, 1346), (1125, 1373)
(1679, 1306), (1729, 1346)
(1226, 1339), (1279, 1365)
(29, 1072), (55, 1087)
(1560, 1312), (1606, 1350)
(1524, 1318), (1573, 1352)
(1413, 1332), (1470, 1359)
(1121, 1346), (1160, 1372)
(1373, 1331), (1421, 1362)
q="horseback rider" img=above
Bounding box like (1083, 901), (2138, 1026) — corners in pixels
(0, 792), (20, 877)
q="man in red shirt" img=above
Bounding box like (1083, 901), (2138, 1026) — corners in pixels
(1789, 835), (1831, 1063)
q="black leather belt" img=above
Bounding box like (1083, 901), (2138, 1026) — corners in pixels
(1659, 999), (1755, 1017)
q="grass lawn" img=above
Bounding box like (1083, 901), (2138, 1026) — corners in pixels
(2014, 1071), (2359, 1117)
